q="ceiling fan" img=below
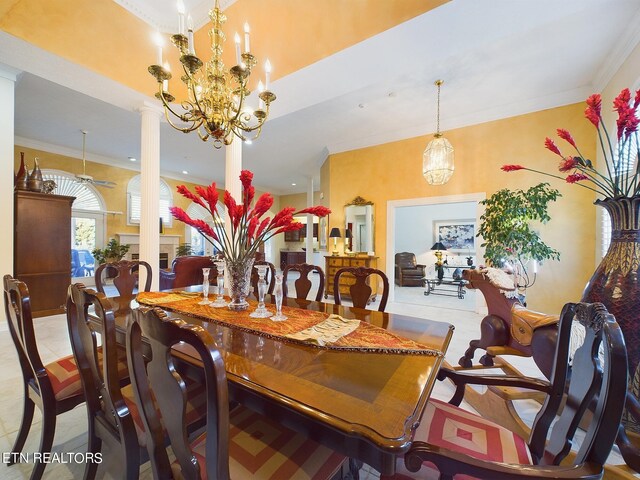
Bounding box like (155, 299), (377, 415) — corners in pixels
(75, 130), (117, 188)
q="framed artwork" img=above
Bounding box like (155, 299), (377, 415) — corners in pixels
(434, 220), (476, 253)
(319, 216), (328, 250)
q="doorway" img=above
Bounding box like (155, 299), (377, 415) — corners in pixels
(386, 193), (485, 313)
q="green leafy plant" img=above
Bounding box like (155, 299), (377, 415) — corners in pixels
(176, 243), (193, 256)
(478, 183), (561, 289)
(92, 238), (130, 265)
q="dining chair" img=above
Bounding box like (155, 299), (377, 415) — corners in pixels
(250, 260), (276, 297)
(126, 305), (349, 480)
(66, 283), (207, 480)
(283, 263), (325, 301)
(3, 275), (86, 480)
(94, 259), (152, 297)
(333, 266), (390, 312)
(385, 302), (627, 480)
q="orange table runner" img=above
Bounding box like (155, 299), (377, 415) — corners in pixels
(136, 291), (442, 356)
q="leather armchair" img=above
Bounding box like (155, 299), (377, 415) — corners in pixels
(159, 255), (216, 291)
(395, 252), (426, 286)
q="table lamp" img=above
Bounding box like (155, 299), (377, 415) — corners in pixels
(431, 242), (448, 280)
(329, 227), (341, 256)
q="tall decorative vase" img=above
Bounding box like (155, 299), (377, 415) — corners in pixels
(15, 152), (28, 191)
(226, 255), (255, 311)
(582, 196), (640, 431)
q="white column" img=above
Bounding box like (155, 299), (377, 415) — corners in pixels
(0, 65), (19, 325)
(224, 137), (242, 256)
(306, 176), (314, 264)
(139, 102), (162, 290)
(225, 136), (242, 202)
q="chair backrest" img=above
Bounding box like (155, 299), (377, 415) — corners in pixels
(95, 260), (152, 297)
(395, 252), (417, 269)
(161, 256), (216, 291)
(66, 283), (139, 463)
(282, 263), (325, 302)
(127, 306), (230, 480)
(250, 261), (276, 297)
(528, 302), (627, 467)
(3, 274), (53, 400)
(333, 266), (389, 312)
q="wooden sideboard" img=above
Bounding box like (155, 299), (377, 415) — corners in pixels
(324, 255), (378, 299)
(280, 250), (306, 270)
(14, 191), (75, 317)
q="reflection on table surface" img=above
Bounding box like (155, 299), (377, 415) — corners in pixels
(99, 287), (454, 475)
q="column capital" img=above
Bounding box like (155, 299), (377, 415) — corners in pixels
(138, 100), (163, 117)
(0, 63), (21, 82)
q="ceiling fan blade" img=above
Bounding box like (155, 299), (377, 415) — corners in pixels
(93, 180), (117, 188)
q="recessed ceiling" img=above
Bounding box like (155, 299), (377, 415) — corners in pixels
(113, 0), (237, 32)
(4, 0), (640, 195)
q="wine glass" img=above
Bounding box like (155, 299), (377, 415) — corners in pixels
(270, 274), (287, 321)
(198, 267), (211, 305)
(211, 260), (228, 308)
(250, 265), (272, 318)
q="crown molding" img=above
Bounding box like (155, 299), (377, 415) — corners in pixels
(326, 86), (592, 155)
(592, 5), (640, 92)
(114, 0), (238, 33)
(14, 135), (211, 186)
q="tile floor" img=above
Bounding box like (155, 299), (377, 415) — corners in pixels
(0, 277), (630, 479)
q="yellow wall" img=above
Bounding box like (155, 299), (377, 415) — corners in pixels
(15, 146), (215, 244)
(327, 102), (597, 314)
(0, 0), (446, 99)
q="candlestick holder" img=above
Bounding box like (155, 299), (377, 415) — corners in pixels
(270, 274), (287, 321)
(198, 268), (212, 305)
(211, 260), (228, 308)
(250, 264), (272, 318)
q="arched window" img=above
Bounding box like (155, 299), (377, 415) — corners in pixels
(601, 131), (638, 257)
(42, 169), (106, 282)
(185, 202), (225, 256)
(127, 175), (173, 227)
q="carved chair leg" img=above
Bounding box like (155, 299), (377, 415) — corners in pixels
(348, 457), (362, 480)
(10, 393), (35, 462)
(479, 353), (495, 367)
(31, 413), (56, 480)
(458, 339), (480, 368)
(82, 428), (102, 480)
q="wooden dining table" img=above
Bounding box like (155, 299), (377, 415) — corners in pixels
(100, 288), (454, 476)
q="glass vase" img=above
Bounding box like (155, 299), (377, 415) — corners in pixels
(198, 267), (211, 305)
(270, 274), (287, 321)
(226, 256), (255, 311)
(211, 259), (228, 308)
(250, 264), (272, 318)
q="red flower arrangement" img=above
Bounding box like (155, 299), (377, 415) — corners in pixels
(502, 88), (640, 198)
(170, 170), (331, 263)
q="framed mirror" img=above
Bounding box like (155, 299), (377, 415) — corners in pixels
(344, 196), (374, 254)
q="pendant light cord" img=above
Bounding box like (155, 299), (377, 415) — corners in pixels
(435, 79), (443, 136)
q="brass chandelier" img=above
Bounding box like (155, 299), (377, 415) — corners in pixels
(148, 0), (276, 148)
(423, 80), (454, 185)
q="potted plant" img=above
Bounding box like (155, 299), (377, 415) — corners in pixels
(176, 243), (193, 257)
(92, 238), (130, 264)
(478, 183), (561, 297)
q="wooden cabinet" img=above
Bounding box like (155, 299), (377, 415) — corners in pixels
(284, 223), (318, 242)
(324, 255), (378, 299)
(14, 191), (75, 317)
(280, 251), (307, 270)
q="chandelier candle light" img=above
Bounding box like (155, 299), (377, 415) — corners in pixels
(170, 170), (330, 311)
(423, 80), (455, 185)
(148, 0), (276, 148)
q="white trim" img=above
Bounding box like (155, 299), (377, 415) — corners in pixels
(592, 6), (640, 92)
(386, 192), (486, 314)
